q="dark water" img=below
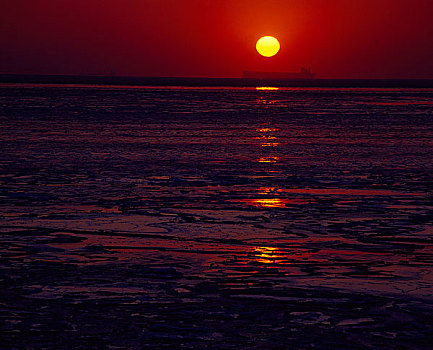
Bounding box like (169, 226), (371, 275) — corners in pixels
(1, 85), (433, 349)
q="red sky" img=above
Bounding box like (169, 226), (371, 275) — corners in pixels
(1, 0), (433, 78)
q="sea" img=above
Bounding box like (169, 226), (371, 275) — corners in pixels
(1, 84), (433, 349)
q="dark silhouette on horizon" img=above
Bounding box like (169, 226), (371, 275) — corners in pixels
(1, 74), (433, 88)
(242, 67), (315, 79)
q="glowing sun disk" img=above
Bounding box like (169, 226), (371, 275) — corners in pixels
(256, 36), (280, 57)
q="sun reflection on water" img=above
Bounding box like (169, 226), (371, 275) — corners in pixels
(255, 135), (277, 140)
(252, 246), (314, 265)
(256, 87), (279, 91)
(252, 198), (286, 208)
(256, 125), (280, 147)
(261, 142), (280, 147)
(230, 185), (312, 208)
(254, 246), (279, 264)
(257, 187), (278, 194)
(256, 128), (279, 133)
(258, 156), (280, 163)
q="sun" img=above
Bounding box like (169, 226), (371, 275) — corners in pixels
(256, 36), (280, 57)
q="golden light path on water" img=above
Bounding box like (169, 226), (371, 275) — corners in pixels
(254, 246), (279, 264)
(256, 87), (280, 91)
(253, 247), (313, 265)
(258, 156), (280, 163)
(254, 98), (284, 207)
(251, 198), (286, 208)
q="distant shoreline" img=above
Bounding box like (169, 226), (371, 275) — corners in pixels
(1, 74), (433, 88)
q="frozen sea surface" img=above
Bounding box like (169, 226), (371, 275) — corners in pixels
(1, 85), (433, 349)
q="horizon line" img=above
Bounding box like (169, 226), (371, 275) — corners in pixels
(1, 74), (433, 88)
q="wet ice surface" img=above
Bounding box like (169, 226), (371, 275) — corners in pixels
(1, 85), (433, 349)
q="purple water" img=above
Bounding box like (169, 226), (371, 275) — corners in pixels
(1, 85), (433, 349)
